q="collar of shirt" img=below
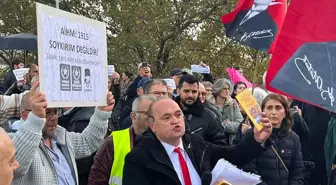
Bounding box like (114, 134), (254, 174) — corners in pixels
(161, 139), (184, 156)
(44, 136), (58, 149)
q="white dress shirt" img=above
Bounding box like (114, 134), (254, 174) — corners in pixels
(161, 140), (201, 185)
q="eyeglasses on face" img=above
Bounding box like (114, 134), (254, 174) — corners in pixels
(149, 91), (168, 96)
(134, 111), (149, 116)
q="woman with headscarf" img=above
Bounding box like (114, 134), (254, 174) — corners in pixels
(208, 78), (243, 145)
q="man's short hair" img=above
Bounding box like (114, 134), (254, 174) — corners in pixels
(132, 95), (157, 112)
(143, 79), (167, 94)
(10, 58), (23, 68)
(177, 74), (199, 89)
(202, 81), (213, 88)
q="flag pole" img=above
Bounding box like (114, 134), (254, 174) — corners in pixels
(56, 0), (59, 9)
(251, 50), (259, 94)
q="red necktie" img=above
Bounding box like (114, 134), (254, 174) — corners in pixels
(174, 147), (192, 185)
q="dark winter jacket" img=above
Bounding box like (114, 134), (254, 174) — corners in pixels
(175, 96), (227, 146)
(3, 70), (16, 92)
(243, 128), (305, 185)
(110, 83), (121, 105)
(120, 116), (132, 130)
(114, 96), (136, 125)
(291, 100), (330, 184)
(114, 76), (141, 123)
(291, 111), (311, 156)
(125, 75), (142, 99)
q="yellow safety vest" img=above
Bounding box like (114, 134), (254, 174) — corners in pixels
(109, 128), (131, 185)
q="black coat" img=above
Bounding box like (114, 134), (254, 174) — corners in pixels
(243, 129), (305, 185)
(3, 70), (16, 92)
(123, 130), (266, 185)
(175, 97), (228, 146)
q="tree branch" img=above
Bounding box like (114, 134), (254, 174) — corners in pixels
(162, 5), (220, 42)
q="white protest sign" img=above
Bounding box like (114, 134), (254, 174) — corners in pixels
(36, 3), (108, 107)
(164, 79), (176, 89)
(107, 65), (115, 76)
(191, 64), (210, 74)
(13, 68), (29, 81)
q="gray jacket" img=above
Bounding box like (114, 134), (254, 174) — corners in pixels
(9, 108), (111, 185)
(208, 96), (243, 144)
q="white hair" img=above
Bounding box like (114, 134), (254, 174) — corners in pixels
(132, 95), (157, 112)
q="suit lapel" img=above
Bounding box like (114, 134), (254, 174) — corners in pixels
(146, 134), (181, 184)
(183, 134), (201, 174)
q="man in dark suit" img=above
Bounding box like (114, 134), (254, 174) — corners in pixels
(123, 98), (273, 185)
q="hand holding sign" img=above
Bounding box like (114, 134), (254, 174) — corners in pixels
(29, 81), (47, 118)
(13, 68), (30, 81)
(191, 64), (210, 74)
(98, 92), (115, 112)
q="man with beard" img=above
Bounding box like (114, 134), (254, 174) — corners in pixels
(175, 74), (227, 146)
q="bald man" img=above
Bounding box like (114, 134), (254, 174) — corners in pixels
(0, 128), (19, 185)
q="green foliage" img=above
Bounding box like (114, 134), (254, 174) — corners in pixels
(0, 0), (268, 84)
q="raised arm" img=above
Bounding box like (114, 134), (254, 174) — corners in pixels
(68, 92), (115, 159)
(9, 82), (46, 177)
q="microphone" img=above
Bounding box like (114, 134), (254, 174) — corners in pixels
(201, 171), (212, 185)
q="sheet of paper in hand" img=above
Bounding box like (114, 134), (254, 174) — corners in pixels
(36, 3), (108, 107)
(13, 68), (29, 81)
(164, 79), (176, 89)
(191, 65), (210, 74)
(108, 65), (115, 76)
(211, 159), (261, 185)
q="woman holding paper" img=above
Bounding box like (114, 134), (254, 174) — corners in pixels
(243, 94), (304, 185)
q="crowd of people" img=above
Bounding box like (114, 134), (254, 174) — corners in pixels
(0, 58), (335, 185)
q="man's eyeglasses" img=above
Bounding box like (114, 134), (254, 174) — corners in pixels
(149, 91), (168, 96)
(134, 111), (149, 116)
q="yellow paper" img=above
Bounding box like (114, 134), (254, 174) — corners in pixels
(217, 181), (232, 185)
(236, 89), (264, 131)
